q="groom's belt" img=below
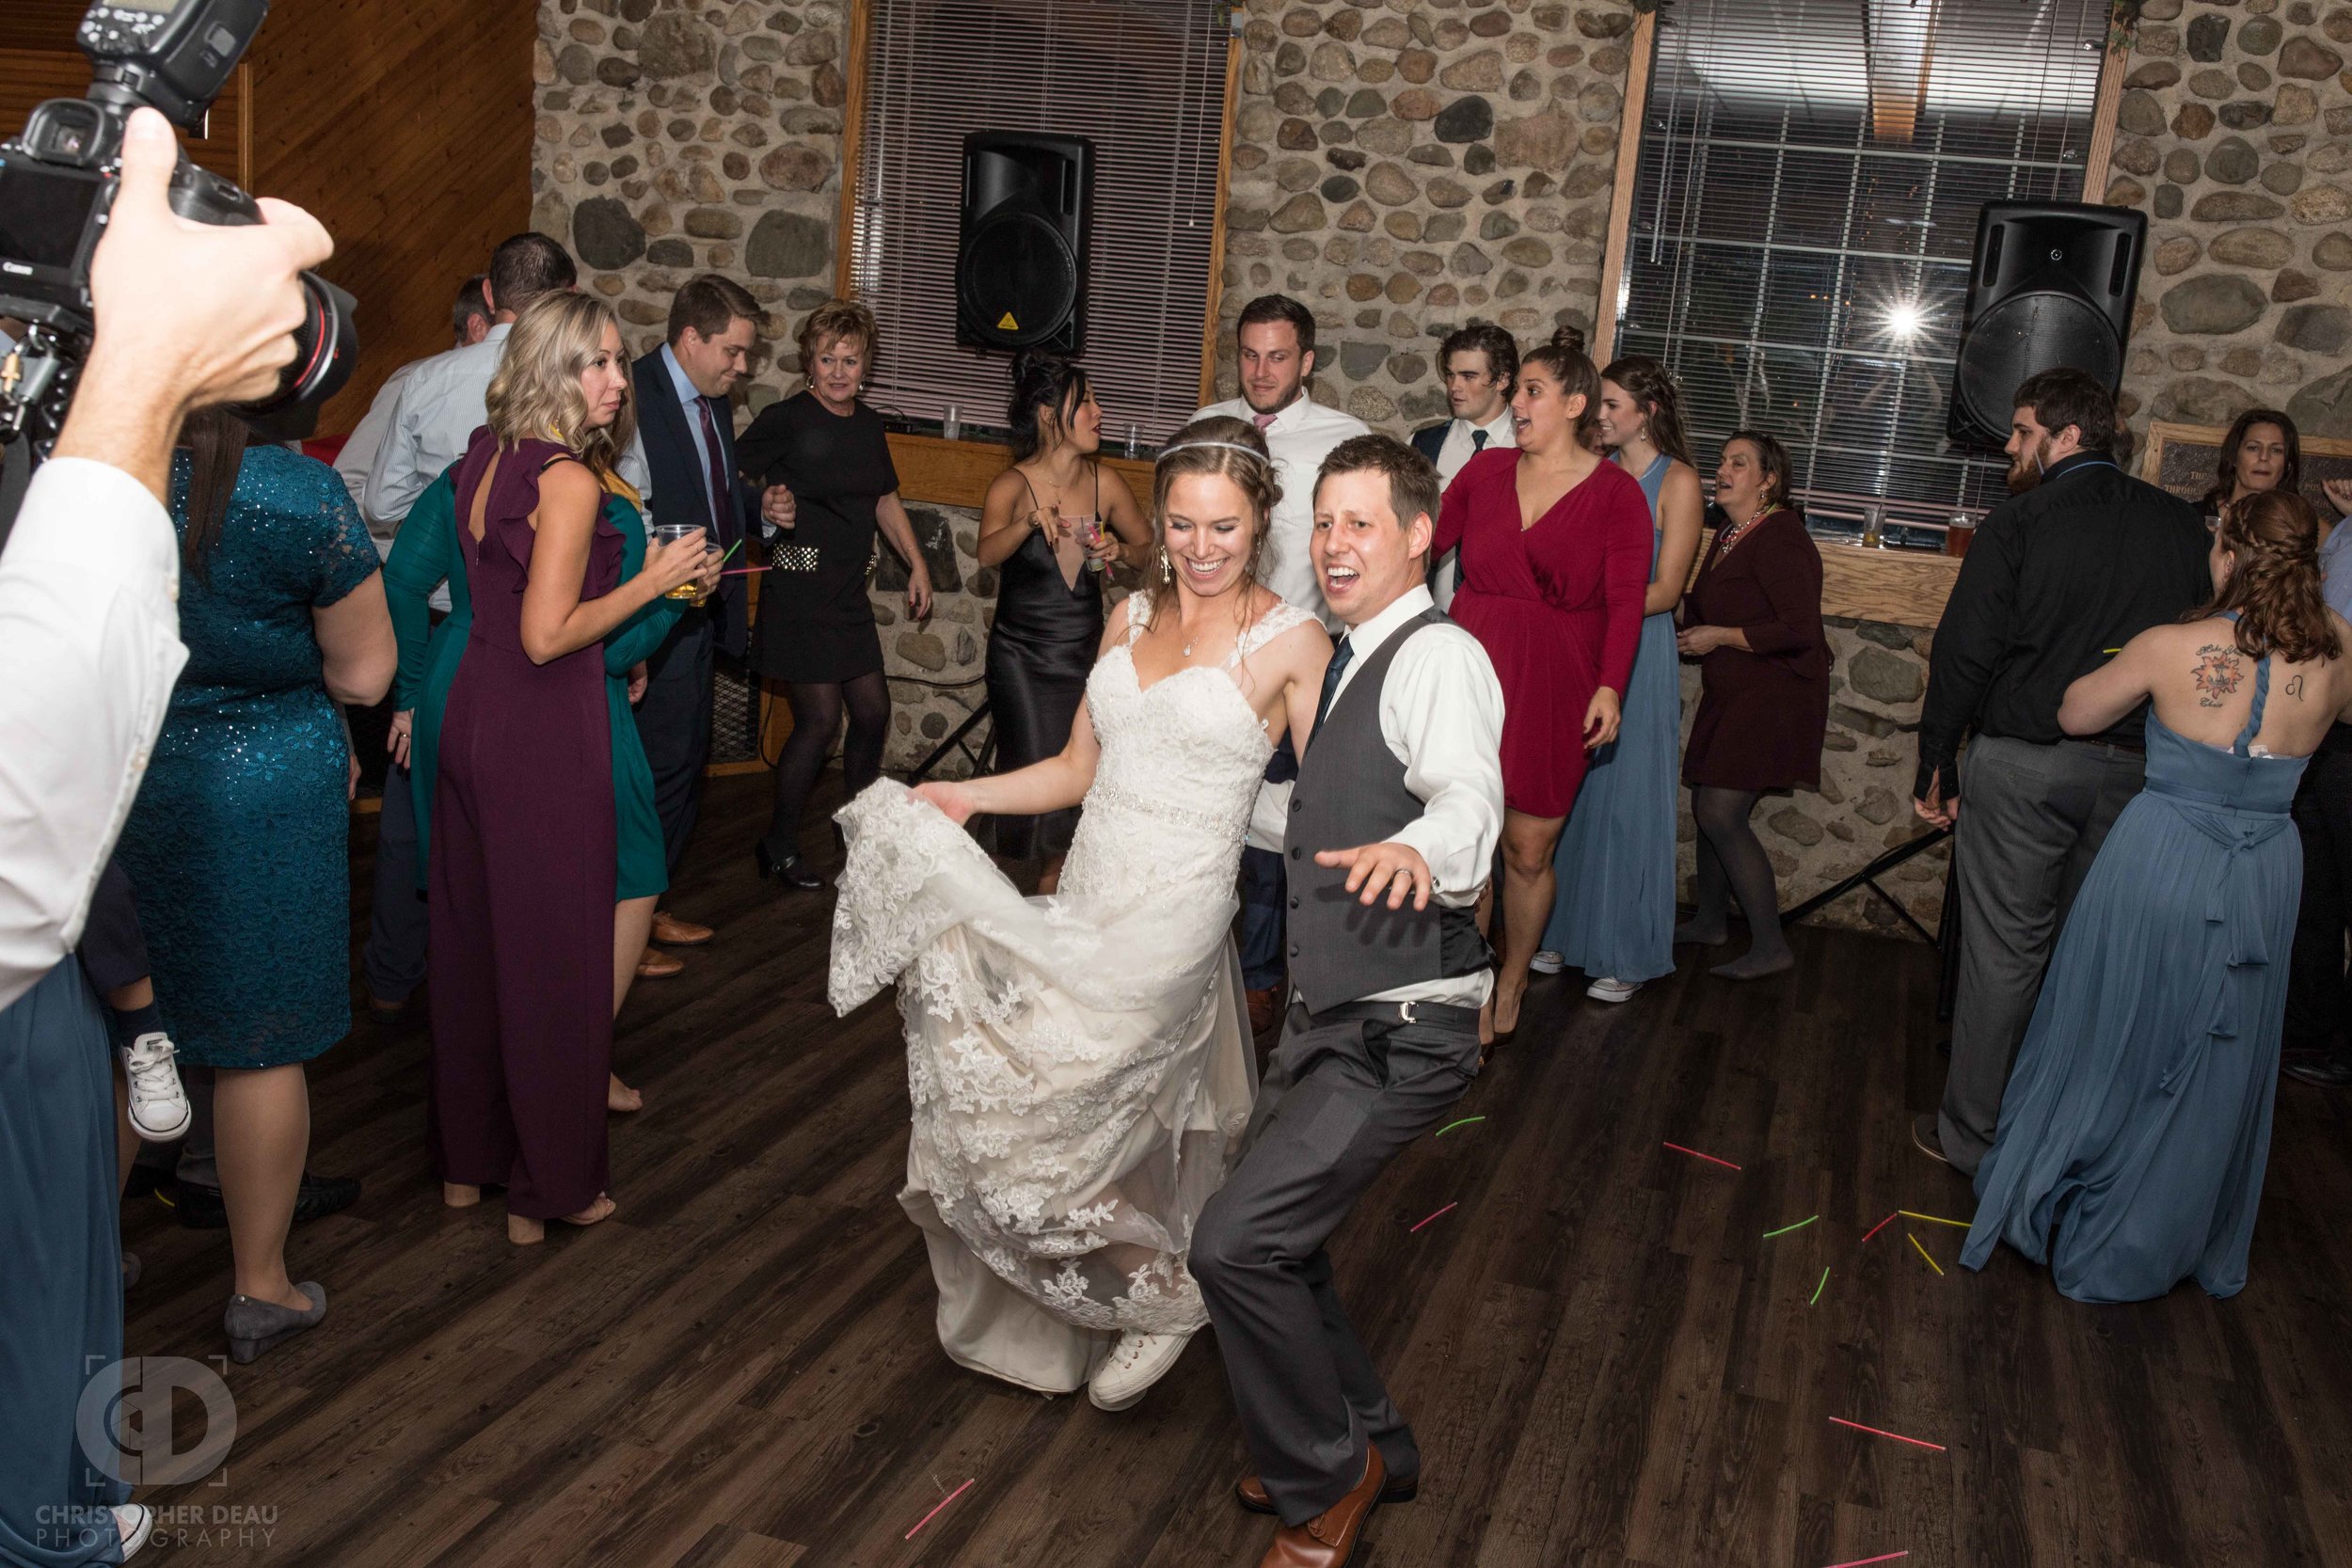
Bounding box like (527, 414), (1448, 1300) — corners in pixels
(1297, 996), (1482, 1032)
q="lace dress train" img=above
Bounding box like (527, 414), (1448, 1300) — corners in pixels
(829, 600), (1310, 1392)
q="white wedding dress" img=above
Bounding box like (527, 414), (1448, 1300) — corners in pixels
(829, 596), (1314, 1393)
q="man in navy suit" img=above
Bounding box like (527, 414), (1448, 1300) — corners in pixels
(628, 275), (787, 964)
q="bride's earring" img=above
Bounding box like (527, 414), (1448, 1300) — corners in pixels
(1157, 546), (1174, 584)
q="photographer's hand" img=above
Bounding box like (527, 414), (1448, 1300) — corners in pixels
(52, 108), (334, 499)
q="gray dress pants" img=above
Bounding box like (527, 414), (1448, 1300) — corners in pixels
(1192, 1002), (1480, 1526)
(1939, 734), (2146, 1174)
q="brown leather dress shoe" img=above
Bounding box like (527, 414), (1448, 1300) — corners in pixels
(650, 911), (712, 945)
(636, 946), (684, 979)
(1255, 1447), (1385, 1568)
(1235, 1468), (1416, 1514)
(1247, 987), (1280, 1037)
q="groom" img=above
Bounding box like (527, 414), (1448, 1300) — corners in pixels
(1192, 435), (1504, 1568)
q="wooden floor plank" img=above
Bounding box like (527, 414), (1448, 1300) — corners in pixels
(103, 769), (2352, 1566)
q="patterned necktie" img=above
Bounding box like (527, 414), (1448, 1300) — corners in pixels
(1313, 634), (1355, 731)
(1253, 411), (1279, 431)
(1470, 428), (1489, 451)
(693, 395), (737, 548)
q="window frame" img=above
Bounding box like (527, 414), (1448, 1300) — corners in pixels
(828, 0), (1239, 440)
(1591, 8), (2132, 525)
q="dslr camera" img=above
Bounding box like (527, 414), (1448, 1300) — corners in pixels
(0, 0), (357, 452)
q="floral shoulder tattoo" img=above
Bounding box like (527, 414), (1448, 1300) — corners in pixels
(2193, 644), (2244, 707)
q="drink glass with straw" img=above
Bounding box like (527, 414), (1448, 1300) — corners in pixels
(1071, 514), (1105, 573)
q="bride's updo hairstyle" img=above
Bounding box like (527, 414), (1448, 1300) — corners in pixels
(1146, 415), (1281, 618)
(2195, 488), (2343, 664)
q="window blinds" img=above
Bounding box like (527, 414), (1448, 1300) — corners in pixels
(1619, 0), (2110, 520)
(850, 0), (1232, 444)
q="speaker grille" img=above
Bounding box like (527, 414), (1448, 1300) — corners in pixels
(957, 210), (1079, 347)
(1952, 290), (2121, 443)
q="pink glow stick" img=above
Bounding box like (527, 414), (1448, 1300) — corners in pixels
(1828, 1417), (1947, 1452)
(1820, 1553), (1909, 1568)
(1860, 1212), (1899, 1243)
(905, 1478), (975, 1540)
(1408, 1201), (1459, 1233)
(1662, 1141), (1742, 1171)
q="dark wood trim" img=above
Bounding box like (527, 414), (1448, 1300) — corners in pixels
(833, 0), (872, 302)
(1591, 11), (1654, 366)
(1199, 32), (1242, 408)
(2081, 31), (2129, 203)
(886, 430), (1154, 513)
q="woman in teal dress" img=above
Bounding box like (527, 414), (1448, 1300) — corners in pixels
(1963, 491), (2352, 1302)
(383, 458), (686, 1107)
(1535, 357), (1705, 1002)
(114, 411), (395, 1361)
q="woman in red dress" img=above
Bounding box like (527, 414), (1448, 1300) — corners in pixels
(1434, 326), (1656, 1037)
(1674, 430), (1829, 979)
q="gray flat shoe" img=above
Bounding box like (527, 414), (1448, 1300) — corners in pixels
(224, 1282), (326, 1364)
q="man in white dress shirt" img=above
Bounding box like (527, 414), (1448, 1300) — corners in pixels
(1193, 434), (1502, 1568)
(355, 235), (647, 1021)
(333, 272), (491, 559)
(1193, 295), (1369, 1033)
(1, 105), (332, 1564)
(1406, 320), (1518, 610)
(362, 232), (650, 527)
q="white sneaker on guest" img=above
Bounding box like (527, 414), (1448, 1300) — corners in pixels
(113, 1503), (155, 1559)
(1088, 1328), (1194, 1411)
(1529, 950), (1565, 975)
(120, 1033), (191, 1141)
(1585, 976), (1643, 1004)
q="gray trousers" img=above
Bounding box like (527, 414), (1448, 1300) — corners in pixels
(1192, 1002), (1480, 1526)
(360, 761), (428, 1006)
(1939, 734), (2145, 1174)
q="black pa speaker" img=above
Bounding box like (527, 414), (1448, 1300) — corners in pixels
(1947, 202), (2145, 449)
(956, 131), (1092, 355)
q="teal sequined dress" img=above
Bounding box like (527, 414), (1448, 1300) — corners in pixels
(115, 445), (380, 1069)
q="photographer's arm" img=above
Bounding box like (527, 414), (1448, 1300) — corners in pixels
(0, 109), (331, 1006)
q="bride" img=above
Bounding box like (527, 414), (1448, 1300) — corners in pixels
(829, 418), (1330, 1410)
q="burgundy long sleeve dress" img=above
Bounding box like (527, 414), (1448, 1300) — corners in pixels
(428, 432), (620, 1222)
(1679, 510), (1830, 791)
(1434, 446), (1656, 817)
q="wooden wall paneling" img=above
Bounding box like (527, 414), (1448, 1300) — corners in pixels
(246, 0), (535, 436)
(0, 50), (246, 182)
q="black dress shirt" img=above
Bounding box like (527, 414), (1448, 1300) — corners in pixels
(1914, 451), (2211, 799)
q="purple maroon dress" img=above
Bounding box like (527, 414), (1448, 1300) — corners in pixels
(427, 432), (620, 1221)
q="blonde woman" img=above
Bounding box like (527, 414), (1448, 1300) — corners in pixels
(735, 298), (935, 889)
(427, 293), (713, 1245)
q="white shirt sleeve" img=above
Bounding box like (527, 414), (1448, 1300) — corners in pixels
(0, 458), (188, 1007)
(362, 367), (433, 527)
(1378, 627), (1505, 905)
(335, 373), (406, 557)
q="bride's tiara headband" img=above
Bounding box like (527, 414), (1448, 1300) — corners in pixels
(1156, 440), (1271, 465)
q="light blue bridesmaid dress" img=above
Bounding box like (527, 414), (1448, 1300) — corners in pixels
(1541, 451), (1681, 986)
(1963, 624), (2306, 1302)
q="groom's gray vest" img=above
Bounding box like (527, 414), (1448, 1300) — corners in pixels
(1287, 608), (1492, 1014)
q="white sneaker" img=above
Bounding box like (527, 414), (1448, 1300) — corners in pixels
(1585, 976), (1643, 1004)
(1529, 950), (1566, 975)
(1088, 1328), (1194, 1412)
(120, 1033), (191, 1142)
(113, 1503), (154, 1560)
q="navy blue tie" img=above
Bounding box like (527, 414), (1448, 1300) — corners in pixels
(1313, 635), (1355, 732)
(1470, 428), (1488, 451)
